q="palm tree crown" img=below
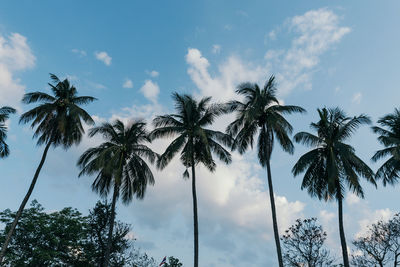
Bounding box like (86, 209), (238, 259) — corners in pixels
(372, 108), (400, 186)
(292, 107), (375, 267)
(78, 119), (157, 203)
(226, 76), (306, 164)
(78, 119), (157, 267)
(226, 75), (305, 267)
(0, 106), (16, 158)
(292, 107), (376, 200)
(150, 93), (232, 267)
(151, 93), (232, 171)
(20, 73), (96, 147)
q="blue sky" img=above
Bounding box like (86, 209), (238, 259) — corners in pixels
(1, 1), (400, 266)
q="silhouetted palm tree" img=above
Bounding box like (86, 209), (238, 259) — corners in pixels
(292, 107), (376, 267)
(226, 76), (305, 267)
(150, 93), (232, 267)
(0, 106), (16, 158)
(0, 74), (96, 263)
(372, 108), (400, 186)
(78, 119), (157, 267)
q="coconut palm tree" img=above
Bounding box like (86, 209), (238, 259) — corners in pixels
(292, 107), (376, 267)
(225, 76), (305, 267)
(78, 119), (157, 267)
(0, 74), (96, 263)
(150, 93), (232, 267)
(372, 108), (400, 186)
(0, 106), (16, 158)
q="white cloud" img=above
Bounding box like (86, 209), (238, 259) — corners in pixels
(186, 9), (350, 104)
(268, 30), (277, 40)
(346, 193), (361, 205)
(94, 51), (112, 66)
(147, 70), (159, 78)
(185, 48), (267, 102)
(356, 208), (394, 238)
(71, 49), (87, 57)
(139, 80), (160, 103)
(224, 24), (233, 31)
(0, 33), (35, 108)
(212, 44), (221, 54)
(266, 8), (351, 97)
(352, 92), (362, 104)
(123, 79), (133, 88)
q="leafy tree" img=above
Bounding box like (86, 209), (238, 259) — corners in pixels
(352, 213), (400, 267)
(226, 76), (305, 267)
(150, 93), (232, 267)
(372, 108), (400, 186)
(0, 74), (96, 263)
(292, 107), (376, 267)
(0, 200), (89, 266)
(0, 200), (137, 266)
(164, 256), (184, 267)
(78, 119), (157, 267)
(0, 106), (16, 158)
(281, 218), (336, 267)
(85, 201), (133, 266)
(131, 249), (156, 267)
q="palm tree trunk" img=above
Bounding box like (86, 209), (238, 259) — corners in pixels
(337, 194), (350, 267)
(0, 142), (52, 264)
(191, 155), (199, 267)
(103, 184), (119, 267)
(266, 160), (284, 267)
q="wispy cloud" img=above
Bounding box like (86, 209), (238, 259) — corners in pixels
(94, 51), (112, 66)
(266, 8), (351, 96)
(123, 79), (133, 88)
(212, 44), (221, 54)
(71, 49), (87, 57)
(352, 92), (362, 104)
(146, 70), (159, 78)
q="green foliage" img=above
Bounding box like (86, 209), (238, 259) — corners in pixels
(78, 119), (157, 203)
(372, 108), (400, 186)
(0, 200), (135, 266)
(226, 75), (305, 164)
(151, 92), (232, 173)
(19, 73), (96, 148)
(0, 106), (16, 158)
(164, 256), (184, 267)
(292, 107), (376, 201)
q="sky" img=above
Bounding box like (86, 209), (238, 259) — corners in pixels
(0, 1), (400, 266)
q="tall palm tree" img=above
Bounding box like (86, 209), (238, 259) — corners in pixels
(292, 107), (376, 267)
(226, 76), (305, 267)
(0, 74), (96, 263)
(0, 106), (16, 158)
(78, 119), (157, 267)
(372, 108), (400, 186)
(150, 93), (232, 267)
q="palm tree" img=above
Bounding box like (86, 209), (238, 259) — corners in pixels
(0, 74), (96, 263)
(78, 119), (157, 267)
(150, 93), (232, 267)
(0, 106), (16, 158)
(292, 107), (376, 267)
(225, 76), (305, 267)
(372, 108), (400, 186)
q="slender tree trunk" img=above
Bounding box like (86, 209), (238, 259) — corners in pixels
(337, 194), (350, 267)
(103, 184), (118, 267)
(191, 154), (199, 267)
(0, 142), (51, 264)
(266, 160), (283, 267)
